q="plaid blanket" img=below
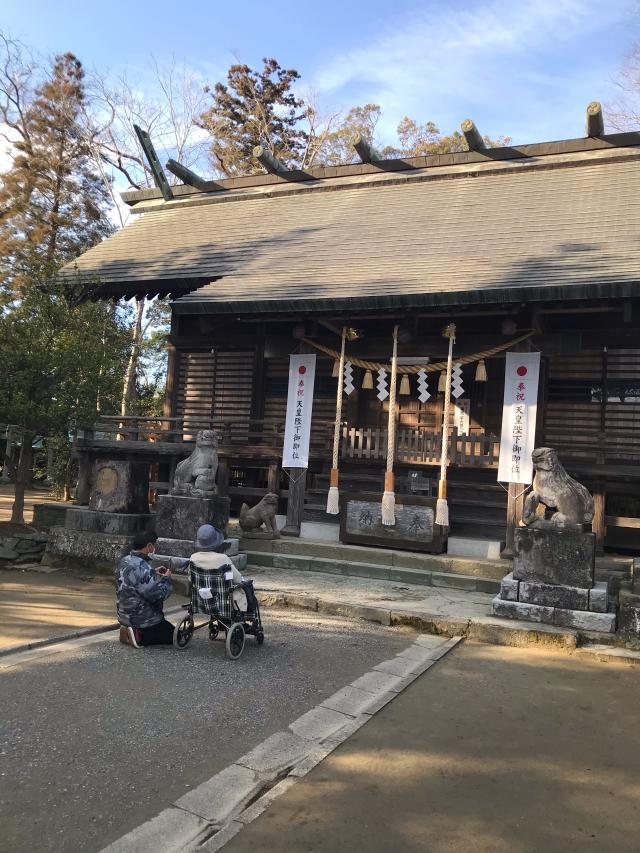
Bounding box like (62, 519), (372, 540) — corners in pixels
(189, 563), (233, 618)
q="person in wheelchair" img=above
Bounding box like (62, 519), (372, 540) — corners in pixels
(190, 524), (259, 615)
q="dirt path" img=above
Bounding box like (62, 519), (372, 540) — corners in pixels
(222, 641), (640, 853)
(0, 483), (61, 524)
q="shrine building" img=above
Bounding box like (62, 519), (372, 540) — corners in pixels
(63, 111), (640, 555)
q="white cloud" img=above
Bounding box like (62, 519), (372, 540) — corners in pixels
(312, 0), (633, 143)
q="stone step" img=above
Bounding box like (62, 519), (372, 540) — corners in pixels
(244, 549), (501, 594)
(240, 537), (506, 578)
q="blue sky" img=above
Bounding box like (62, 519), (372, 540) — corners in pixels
(4, 0), (638, 147)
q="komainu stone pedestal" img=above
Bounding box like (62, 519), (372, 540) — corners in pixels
(155, 494), (230, 543)
(493, 528), (616, 633)
(512, 527), (595, 588)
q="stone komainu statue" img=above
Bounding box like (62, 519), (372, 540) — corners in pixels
(239, 492), (280, 537)
(522, 447), (594, 529)
(171, 430), (218, 497)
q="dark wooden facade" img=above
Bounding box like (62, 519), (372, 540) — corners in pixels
(152, 304), (640, 550)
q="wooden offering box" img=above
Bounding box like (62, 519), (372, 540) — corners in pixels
(339, 492), (447, 553)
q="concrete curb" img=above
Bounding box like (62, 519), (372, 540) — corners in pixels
(258, 590), (580, 650)
(259, 590), (640, 662)
(0, 604), (185, 659)
(99, 634), (462, 853)
(574, 643), (640, 667)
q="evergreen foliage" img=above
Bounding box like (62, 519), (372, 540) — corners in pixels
(0, 49), (124, 517)
(0, 52), (113, 303)
(199, 58), (307, 177)
(0, 280), (129, 508)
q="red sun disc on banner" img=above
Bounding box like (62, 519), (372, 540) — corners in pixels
(517, 366), (528, 377)
(298, 366), (306, 374)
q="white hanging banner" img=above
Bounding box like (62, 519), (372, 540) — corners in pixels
(497, 352), (541, 484)
(282, 354), (316, 468)
(453, 399), (470, 435)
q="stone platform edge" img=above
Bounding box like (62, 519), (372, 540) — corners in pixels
(3, 577), (634, 661)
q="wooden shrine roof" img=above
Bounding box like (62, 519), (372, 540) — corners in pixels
(61, 134), (640, 312)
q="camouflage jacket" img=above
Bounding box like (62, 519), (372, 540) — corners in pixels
(115, 551), (172, 629)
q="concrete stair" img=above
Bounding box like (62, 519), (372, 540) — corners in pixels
(243, 538), (505, 594)
(242, 538), (633, 596)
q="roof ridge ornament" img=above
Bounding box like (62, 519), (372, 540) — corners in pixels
(461, 119), (486, 152)
(352, 133), (382, 164)
(253, 145), (289, 176)
(166, 158), (206, 188)
(586, 102), (604, 138)
(133, 124), (174, 202)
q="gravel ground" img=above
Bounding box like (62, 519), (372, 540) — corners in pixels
(0, 608), (415, 853)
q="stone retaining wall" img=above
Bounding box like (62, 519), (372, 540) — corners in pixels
(0, 531), (48, 566)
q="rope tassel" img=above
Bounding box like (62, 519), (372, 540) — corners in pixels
(435, 482), (450, 527)
(381, 471), (396, 526)
(326, 468), (340, 515)
(326, 328), (347, 515)
(381, 325), (399, 526)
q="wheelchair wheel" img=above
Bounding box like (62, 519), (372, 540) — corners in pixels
(173, 615), (194, 649)
(208, 622), (219, 641)
(256, 629), (265, 646)
(225, 622), (245, 660)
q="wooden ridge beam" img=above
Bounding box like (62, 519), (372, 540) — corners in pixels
(352, 133), (381, 163)
(253, 145), (288, 176)
(586, 101), (604, 137)
(166, 158), (206, 187)
(461, 119), (486, 151)
(133, 124), (173, 201)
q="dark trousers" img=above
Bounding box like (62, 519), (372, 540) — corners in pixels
(242, 581), (258, 614)
(139, 618), (175, 646)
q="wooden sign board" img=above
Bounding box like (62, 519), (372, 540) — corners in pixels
(339, 491), (447, 553)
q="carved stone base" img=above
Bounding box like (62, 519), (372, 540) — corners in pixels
(499, 573), (609, 612)
(492, 595), (616, 633)
(513, 527), (595, 588)
(155, 536), (239, 558)
(617, 589), (640, 639)
(43, 528), (132, 573)
(89, 460), (149, 514)
(493, 569), (614, 633)
(155, 494), (230, 541)
(240, 528), (280, 540)
(65, 507), (152, 536)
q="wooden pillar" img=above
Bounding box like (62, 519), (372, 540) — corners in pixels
(76, 453), (92, 505)
(75, 427), (94, 505)
(163, 342), (179, 420)
(592, 485), (606, 553)
(217, 456), (230, 497)
(502, 484), (526, 559)
(267, 460), (280, 493)
(281, 467), (307, 537)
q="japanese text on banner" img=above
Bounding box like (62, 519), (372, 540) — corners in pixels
(497, 352), (540, 485)
(282, 354), (316, 468)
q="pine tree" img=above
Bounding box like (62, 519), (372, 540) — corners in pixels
(0, 283), (130, 520)
(0, 49), (123, 522)
(0, 52), (113, 301)
(199, 58), (307, 177)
